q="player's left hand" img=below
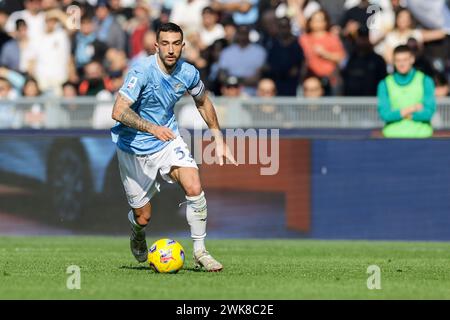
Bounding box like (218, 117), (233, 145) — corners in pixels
(215, 140), (238, 166)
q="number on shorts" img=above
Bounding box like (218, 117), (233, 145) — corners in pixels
(174, 147), (185, 160)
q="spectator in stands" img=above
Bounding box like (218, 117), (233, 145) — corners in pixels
(342, 27), (387, 96)
(29, 10), (70, 96)
(263, 17), (304, 96)
(339, 0), (373, 53)
(78, 60), (112, 96)
(211, 0), (259, 26)
(197, 7), (225, 51)
(0, 66), (26, 93)
(127, 2), (151, 58)
(1, 19), (29, 72)
(377, 45), (436, 138)
(22, 76), (41, 97)
(129, 30), (157, 66)
(253, 77), (285, 123)
(41, 0), (60, 11)
(434, 72), (449, 97)
(0, 9), (12, 53)
(5, 0), (45, 47)
(218, 24), (267, 96)
(292, 0), (322, 34)
(222, 19), (237, 45)
(105, 48), (127, 77)
(77, 59), (115, 129)
(151, 6), (171, 32)
(94, 0), (127, 51)
(21, 77), (45, 128)
(383, 8), (447, 67)
(257, 78), (277, 97)
(109, 71), (124, 94)
(0, 77), (20, 128)
(61, 81), (79, 116)
(258, 9), (278, 50)
(217, 75), (252, 127)
(62, 81), (78, 98)
(73, 14), (108, 73)
(301, 75), (324, 98)
(406, 37), (434, 78)
(205, 38), (229, 95)
(0, 76), (17, 99)
(109, 0), (134, 28)
(170, 0), (208, 35)
(183, 34), (207, 71)
(299, 9), (346, 95)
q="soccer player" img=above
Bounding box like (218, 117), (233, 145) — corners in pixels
(111, 23), (236, 272)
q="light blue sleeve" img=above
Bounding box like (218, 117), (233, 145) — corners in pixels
(5, 68), (25, 92)
(188, 67), (200, 90)
(118, 65), (147, 103)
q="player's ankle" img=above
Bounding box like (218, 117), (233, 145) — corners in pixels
(193, 240), (206, 253)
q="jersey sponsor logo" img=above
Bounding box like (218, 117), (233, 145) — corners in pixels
(127, 76), (138, 89)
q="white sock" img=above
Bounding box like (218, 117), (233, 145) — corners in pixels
(186, 191), (207, 252)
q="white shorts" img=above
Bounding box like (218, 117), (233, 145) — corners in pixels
(117, 136), (198, 208)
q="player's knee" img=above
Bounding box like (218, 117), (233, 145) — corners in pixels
(184, 182), (202, 197)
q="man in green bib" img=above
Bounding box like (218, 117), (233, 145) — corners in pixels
(377, 45), (436, 138)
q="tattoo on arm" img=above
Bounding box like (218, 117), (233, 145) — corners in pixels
(113, 94), (155, 133)
(119, 108), (156, 133)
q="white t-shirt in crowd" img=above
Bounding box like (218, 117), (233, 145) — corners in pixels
(5, 10), (45, 45)
(384, 29), (424, 49)
(170, 0), (209, 34)
(31, 28), (70, 95)
(200, 24), (225, 48)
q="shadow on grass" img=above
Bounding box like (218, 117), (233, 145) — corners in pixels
(119, 265), (152, 271)
(119, 265), (205, 273)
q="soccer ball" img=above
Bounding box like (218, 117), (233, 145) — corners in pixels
(148, 238), (185, 273)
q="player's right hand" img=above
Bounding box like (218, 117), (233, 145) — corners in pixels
(150, 126), (176, 141)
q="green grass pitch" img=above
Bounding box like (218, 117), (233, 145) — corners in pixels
(0, 236), (449, 299)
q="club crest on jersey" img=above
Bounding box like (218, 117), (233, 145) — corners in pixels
(174, 82), (183, 91)
(127, 76), (138, 89)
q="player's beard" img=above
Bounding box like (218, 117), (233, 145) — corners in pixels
(161, 53), (179, 71)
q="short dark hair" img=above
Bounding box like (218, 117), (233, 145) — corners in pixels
(393, 45), (413, 56)
(80, 13), (94, 23)
(16, 19), (27, 30)
(202, 6), (216, 15)
(156, 22), (183, 41)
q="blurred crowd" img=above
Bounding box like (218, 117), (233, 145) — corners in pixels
(0, 0), (448, 107)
